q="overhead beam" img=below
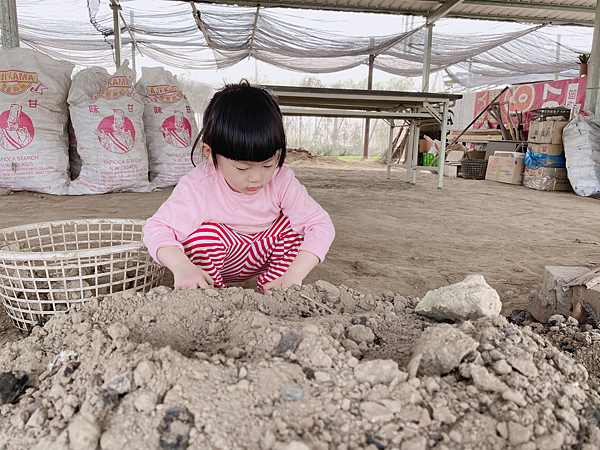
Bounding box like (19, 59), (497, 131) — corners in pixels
(190, 1), (212, 48)
(426, 0), (464, 26)
(248, 6), (260, 60)
(181, 0), (595, 26)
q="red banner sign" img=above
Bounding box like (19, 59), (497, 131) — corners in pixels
(474, 77), (587, 130)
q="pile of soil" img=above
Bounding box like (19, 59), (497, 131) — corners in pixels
(0, 282), (599, 450)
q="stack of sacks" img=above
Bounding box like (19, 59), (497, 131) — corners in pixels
(67, 60), (153, 194)
(135, 67), (199, 187)
(0, 48), (74, 194)
(525, 115), (571, 191)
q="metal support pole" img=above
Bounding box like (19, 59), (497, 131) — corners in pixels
(584, 0), (600, 115)
(130, 10), (136, 75)
(0, 0), (19, 48)
(437, 101), (449, 189)
(422, 24), (433, 92)
(406, 121), (415, 183)
(386, 119), (395, 179)
(554, 34), (561, 81)
(363, 51), (375, 159)
(110, 1), (122, 69)
(411, 120), (421, 185)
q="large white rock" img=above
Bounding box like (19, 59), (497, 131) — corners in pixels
(415, 274), (501, 322)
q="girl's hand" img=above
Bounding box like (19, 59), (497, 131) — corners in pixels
(157, 245), (214, 290)
(262, 273), (303, 292)
(173, 265), (214, 290)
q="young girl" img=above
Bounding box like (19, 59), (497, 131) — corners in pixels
(143, 81), (335, 292)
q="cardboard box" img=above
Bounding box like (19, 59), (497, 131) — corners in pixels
(485, 155), (525, 185)
(528, 143), (564, 156)
(419, 139), (430, 153)
(537, 120), (567, 144)
(523, 167), (571, 191)
(494, 151), (525, 158)
(485, 140), (527, 160)
(528, 120), (541, 143)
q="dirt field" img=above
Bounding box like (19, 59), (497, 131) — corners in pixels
(0, 153), (598, 340)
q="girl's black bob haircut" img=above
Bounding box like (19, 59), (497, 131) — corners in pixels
(191, 80), (286, 167)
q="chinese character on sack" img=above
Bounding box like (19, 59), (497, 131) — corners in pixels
(154, 107), (163, 114)
(28, 99), (38, 108)
(186, 106), (191, 113)
(128, 104), (134, 113)
(89, 105), (100, 113)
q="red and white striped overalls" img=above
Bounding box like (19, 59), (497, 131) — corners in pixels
(182, 214), (304, 289)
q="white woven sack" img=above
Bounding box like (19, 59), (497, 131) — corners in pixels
(0, 47), (74, 194)
(135, 67), (199, 187)
(68, 60), (152, 195)
(562, 113), (600, 197)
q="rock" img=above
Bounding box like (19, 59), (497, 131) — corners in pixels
(107, 323), (129, 340)
(280, 385), (303, 401)
(507, 309), (536, 326)
(535, 431), (565, 450)
(104, 373), (132, 395)
(134, 392), (157, 412)
(554, 408), (580, 431)
(308, 348), (333, 368)
(0, 372), (28, 405)
(25, 406), (47, 427)
(400, 435), (428, 450)
(346, 325), (375, 344)
(134, 360), (156, 386)
(415, 274), (501, 322)
(359, 402), (393, 423)
(0, 188), (12, 196)
(354, 360), (406, 385)
(315, 280), (340, 301)
(158, 407), (195, 450)
(409, 324), (478, 376)
(469, 365), (508, 393)
(506, 350), (539, 378)
(285, 443), (311, 450)
(508, 421), (532, 445)
(529, 266), (590, 323)
(274, 332), (302, 356)
(67, 413), (101, 450)
(502, 389), (527, 407)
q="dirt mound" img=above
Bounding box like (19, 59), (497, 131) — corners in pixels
(0, 284), (599, 450)
(285, 148), (348, 168)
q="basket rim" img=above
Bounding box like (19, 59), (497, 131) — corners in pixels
(0, 218), (148, 261)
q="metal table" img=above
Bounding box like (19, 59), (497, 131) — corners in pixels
(265, 85), (462, 188)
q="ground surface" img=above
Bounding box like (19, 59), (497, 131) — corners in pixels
(1, 153), (600, 450)
(1, 152), (598, 341)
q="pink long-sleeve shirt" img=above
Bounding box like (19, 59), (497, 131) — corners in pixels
(143, 160), (335, 264)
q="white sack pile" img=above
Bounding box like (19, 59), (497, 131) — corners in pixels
(0, 48), (74, 195)
(135, 67), (199, 187)
(68, 60), (153, 195)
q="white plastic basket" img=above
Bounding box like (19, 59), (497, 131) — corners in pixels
(0, 219), (165, 330)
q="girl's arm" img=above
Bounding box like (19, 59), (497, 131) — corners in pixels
(262, 250), (319, 291)
(157, 246), (214, 290)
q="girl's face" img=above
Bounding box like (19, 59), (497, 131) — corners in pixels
(203, 145), (280, 195)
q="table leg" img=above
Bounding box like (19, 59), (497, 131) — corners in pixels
(411, 120), (420, 185)
(438, 101), (449, 189)
(386, 119), (394, 179)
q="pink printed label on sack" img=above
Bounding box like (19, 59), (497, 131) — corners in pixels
(0, 104), (34, 150)
(96, 76), (133, 100)
(160, 110), (192, 148)
(0, 70), (46, 96)
(95, 109), (135, 154)
(146, 85), (183, 103)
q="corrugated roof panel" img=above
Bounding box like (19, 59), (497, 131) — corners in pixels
(190, 0), (596, 25)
